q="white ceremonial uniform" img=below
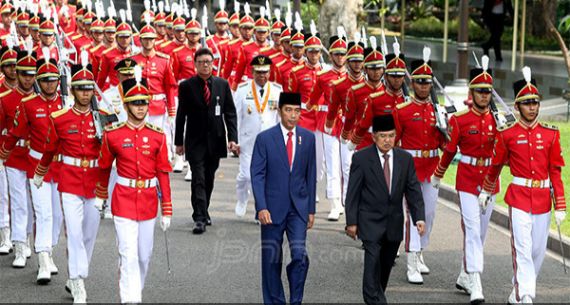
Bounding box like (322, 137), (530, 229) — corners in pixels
(234, 80), (282, 216)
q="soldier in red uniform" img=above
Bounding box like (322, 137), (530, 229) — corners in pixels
(351, 44), (407, 150)
(222, 7), (253, 80)
(0, 43), (18, 93)
(130, 21), (177, 166)
(0, 49), (64, 285)
(228, 5), (241, 40)
(324, 39), (365, 208)
(87, 16), (108, 81)
(33, 58), (100, 303)
(70, 9), (93, 52)
(275, 28), (303, 88)
(163, 6), (175, 42)
(264, 25), (290, 82)
(55, 0), (76, 35)
(95, 76), (172, 304)
(35, 17), (59, 61)
(103, 15), (117, 48)
(479, 67), (566, 304)
(343, 44), (385, 150)
(288, 32), (323, 131)
(96, 17), (133, 90)
(305, 34), (347, 221)
(0, 1), (13, 40)
(206, 5), (230, 75)
(0, 49), (36, 268)
(230, 12), (270, 90)
(170, 16), (202, 81)
(260, 12), (285, 59)
(29, 12), (41, 45)
(393, 55), (445, 285)
(431, 60), (497, 304)
(157, 13), (187, 54)
(15, 9), (31, 45)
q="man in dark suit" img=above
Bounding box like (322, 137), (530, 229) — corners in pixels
(481, 0), (513, 62)
(250, 92), (316, 305)
(175, 48), (238, 234)
(345, 115), (426, 305)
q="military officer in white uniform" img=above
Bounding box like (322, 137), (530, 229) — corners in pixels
(234, 55), (282, 217)
(99, 58), (134, 218)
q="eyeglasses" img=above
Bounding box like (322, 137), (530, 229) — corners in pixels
(196, 60), (213, 66)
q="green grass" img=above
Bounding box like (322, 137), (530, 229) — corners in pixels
(441, 121), (570, 237)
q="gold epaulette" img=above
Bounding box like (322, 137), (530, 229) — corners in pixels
(172, 45), (185, 53)
(498, 122), (516, 132)
(21, 93), (37, 103)
(228, 39), (240, 45)
(260, 46), (272, 52)
(159, 40), (173, 48)
(242, 41), (254, 46)
(104, 122), (125, 132)
(351, 83), (365, 91)
(272, 83), (283, 90)
(89, 44), (103, 53)
(540, 122), (559, 130)
(332, 77), (346, 86)
(71, 33), (82, 40)
(291, 65), (303, 73)
(275, 59), (287, 68)
(102, 46), (116, 55)
(0, 89), (12, 98)
(369, 91), (385, 99)
(317, 70), (328, 76)
(269, 52), (280, 59)
(453, 108), (470, 117)
(50, 108), (69, 119)
(237, 82), (249, 89)
(145, 122), (164, 133)
(156, 51), (170, 59)
(396, 101), (412, 110)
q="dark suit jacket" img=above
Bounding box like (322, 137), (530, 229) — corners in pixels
(482, 0), (513, 20)
(250, 124), (316, 224)
(345, 145), (425, 243)
(175, 75), (238, 160)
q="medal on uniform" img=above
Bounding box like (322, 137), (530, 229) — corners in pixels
(251, 81), (271, 115)
(247, 104), (252, 114)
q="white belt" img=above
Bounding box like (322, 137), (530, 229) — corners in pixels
(62, 155), (98, 168)
(301, 102), (308, 110)
(368, 126), (373, 133)
(15, 139), (27, 147)
(116, 176), (157, 189)
(512, 177), (550, 188)
(404, 149), (439, 158)
(317, 105), (328, 112)
(152, 94), (166, 101)
(29, 148), (61, 162)
(460, 155), (492, 167)
(1, 128), (6, 136)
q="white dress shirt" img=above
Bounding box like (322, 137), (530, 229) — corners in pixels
(280, 123), (296, 169)
(377, 147), (394, 190)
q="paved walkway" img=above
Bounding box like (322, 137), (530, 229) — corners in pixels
(0, 157), (569, 303)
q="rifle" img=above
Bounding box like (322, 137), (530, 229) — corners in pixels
(52, 12), (71, 107)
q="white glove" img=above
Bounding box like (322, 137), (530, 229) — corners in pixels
(431, 175), (441, 189)
(168, 116), (175, 127)
(340, 137), (348, 145)
(33, 174), (44, 189)
(478, 190), (492, 211)
(324, 126), (332, 135)
(161, 216), (171, 232)
(347, 141), (356, 151)
(555, 210), (567, 226)
(0, 159), (4, 171)
(94, 197), (105, 212)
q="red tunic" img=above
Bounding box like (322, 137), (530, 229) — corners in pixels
(88, 44), (106, 81)
(0, 93), (63, 181)
(171, 44), (200, 82)
(34, 43), (60, 62)
(394, 98), (445, 182)
(483, 121), (566, 214)
(231, 40), (269, 90)
(96, 46), (132, 90)
(157, 39), (185, 54)
(288, 62), (322, 131)
(96, 122), (173, 221)
(275, 57), (303, 89)
(325, 73), (365, 139)
(342, 81), (384, 141)
(352, 89), (405, 149)
(222, 38), (246, 80)
(130, 52), (177, 117)
(306, 68), (346, 134)
(0, 88), (33, 172)
(265, 50), (288, 83)
(206, 34), (230, 76)
(434, 108), (499, 195)
(36, 107), (100, 198)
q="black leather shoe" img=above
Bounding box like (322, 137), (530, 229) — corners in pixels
(192, 222), (206, 234)
(206, 218), (212, 226)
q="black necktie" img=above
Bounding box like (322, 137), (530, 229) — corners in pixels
(259, 88), (264, 97)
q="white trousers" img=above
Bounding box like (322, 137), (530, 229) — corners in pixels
(315, 131), (325, 184)
(340, 141), (353, 205)
(61, 193), (101, 279)
(458, 191), (495, 273)
(509, 206), (551, 300)
(6, 167), (32, 243)
(0, 167), (9, 228)
(236, 151), (253, 205)
(322, 132), (341, 199)
(404, 181), (439, 252)
(29, 180), (62, 253)
(114, 216), (156, 303)
(107, 167), (118, 212)
(149, 113), (174, 162)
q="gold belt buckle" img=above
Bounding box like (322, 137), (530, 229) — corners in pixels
(532, 180), (541, 188)
(422, 150), (429, 158)
(136, 180), (145, 188)
(53, 154), (60, 162)
(476, 158), (484, 167)
(81, 159), (90, 168)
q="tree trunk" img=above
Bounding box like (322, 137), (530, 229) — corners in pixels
(541, 0), (570, 78)
(532, 0), (556, 37)
(317, 0), (364, 44)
